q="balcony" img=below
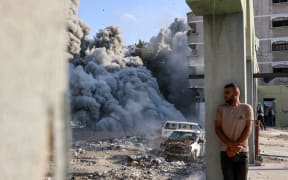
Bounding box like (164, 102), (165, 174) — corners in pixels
(187, 12), (203, 23)
(188, 65), (204, 74)
(188, 43), (204, 58)
(187, 32), (203, 44)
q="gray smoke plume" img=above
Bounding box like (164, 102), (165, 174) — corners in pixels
(69, 60), (185, 133)
(67, 0), (195, 133)
(80, 26), (143, 68)
(66, 0), (90, 59)
(140, 18), (197, 118)
(66, 2), (185, 133)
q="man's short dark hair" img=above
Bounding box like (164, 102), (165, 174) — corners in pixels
(224, 83), (240, 91)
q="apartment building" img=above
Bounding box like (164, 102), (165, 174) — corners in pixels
(186, 0), (288, 126)
(254, 0), (288, 85)
(186, 12), (204, 102)
(187, 0), (288, 85)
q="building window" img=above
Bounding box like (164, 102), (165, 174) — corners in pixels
(272, 41), (288, 51)
(273, 67), (288, 73)
(187, 23), (197, 35)
(273, 0), (288, 3)
(272, 18), (288, 27)
(189, 44), (197, 56)
(190, 23), (197, 33)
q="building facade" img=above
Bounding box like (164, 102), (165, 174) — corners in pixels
(254, 0), (288, 85)
(187, 0), (288, 85)
(258, 85), (288, 127)
(254, 0), (288, 127)
(186, 12), (204, 99)
(186, 0), (288, 127)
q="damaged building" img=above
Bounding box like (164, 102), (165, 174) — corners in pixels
(254, 0), (288, 127)
(186, 0), (288, 127)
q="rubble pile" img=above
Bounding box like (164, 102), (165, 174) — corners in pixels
(91, 166), (158, 180)
(69, 136), (206, 180)
(72, 136), (149, 152)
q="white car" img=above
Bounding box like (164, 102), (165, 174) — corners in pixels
(161, 129), (205, 161)
(161, 121), (202, 141)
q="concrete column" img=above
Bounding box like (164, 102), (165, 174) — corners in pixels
(247, 61), (255, 164)
(254, 79), (258, 110)
(204, 13), (246, 180)
(0, 1), (67, 180)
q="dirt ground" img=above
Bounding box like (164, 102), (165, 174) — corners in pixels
(67, 128), (205, 180)
(248, 127), (288, 180)
(46, 127), (288, 179)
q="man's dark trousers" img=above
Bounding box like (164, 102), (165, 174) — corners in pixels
(221, 152), (248, 180)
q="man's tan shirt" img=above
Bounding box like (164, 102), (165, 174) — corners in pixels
(216, 103), (253, 152)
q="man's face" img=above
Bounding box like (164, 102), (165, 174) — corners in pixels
(224, 87), (236, 104)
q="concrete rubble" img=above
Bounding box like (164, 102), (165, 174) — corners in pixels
(67, 134), (206, 180)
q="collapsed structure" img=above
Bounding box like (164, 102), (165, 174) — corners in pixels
(66, 0), (190, 134)
(138, 19), (203, 122)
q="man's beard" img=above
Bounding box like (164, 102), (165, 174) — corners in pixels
(225, 97), (235, 105)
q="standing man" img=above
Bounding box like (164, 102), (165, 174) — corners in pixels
(215, 83), (253, 180)
(257, 103), (266, 130)
(267, 108), (275, 126)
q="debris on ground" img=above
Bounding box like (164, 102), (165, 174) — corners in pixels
(65, 130), (206, 180)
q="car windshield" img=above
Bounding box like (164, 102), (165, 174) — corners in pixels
(165, 123), (178, 129)
(178, 123), (200, 131)
(168, 131), (198, 141)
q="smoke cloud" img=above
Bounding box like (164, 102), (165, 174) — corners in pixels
(66, 1), (185, 134)
(66, 0), (90, 59)
(69, 59), (185, 133)
(65, 0), (208, 134)
(140, 18), (198, 119)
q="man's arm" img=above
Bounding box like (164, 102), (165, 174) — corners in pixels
(215, 119), (235, 147)
(237, 105), (253, 145)
(237, 120), (252, 144)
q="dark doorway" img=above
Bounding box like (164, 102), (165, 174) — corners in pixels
(263, 98), (276, 126)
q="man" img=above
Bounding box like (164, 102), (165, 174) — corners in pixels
(267, 108), (275, 126)
(215, 83), (253, 180)
(257, 103), (266, 130)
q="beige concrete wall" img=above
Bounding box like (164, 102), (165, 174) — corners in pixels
(253, 0), (271, 16)
(204, 12), (247, 180)
(257, 40), (273, 60)
(258, 86), (288, 127)
(254, 16), (271, 39)
(0, 0), (67, 179)
(272, 27), (288, 38)
(187, 0), (258, 177)
(272, 2), (288, 14)
(187, 12), (203, 22)
(255, 17), (288, 39)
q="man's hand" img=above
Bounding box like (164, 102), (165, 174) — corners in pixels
(215, 120), (244, 157)
(226, 143), (243, 157)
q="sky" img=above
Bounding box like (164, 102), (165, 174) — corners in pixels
(78, 0), (190, 45)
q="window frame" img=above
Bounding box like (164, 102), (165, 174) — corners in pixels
(272, 19), (288, 28)
(272, 0), (288, 3)
(271, 41), (288, 51)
